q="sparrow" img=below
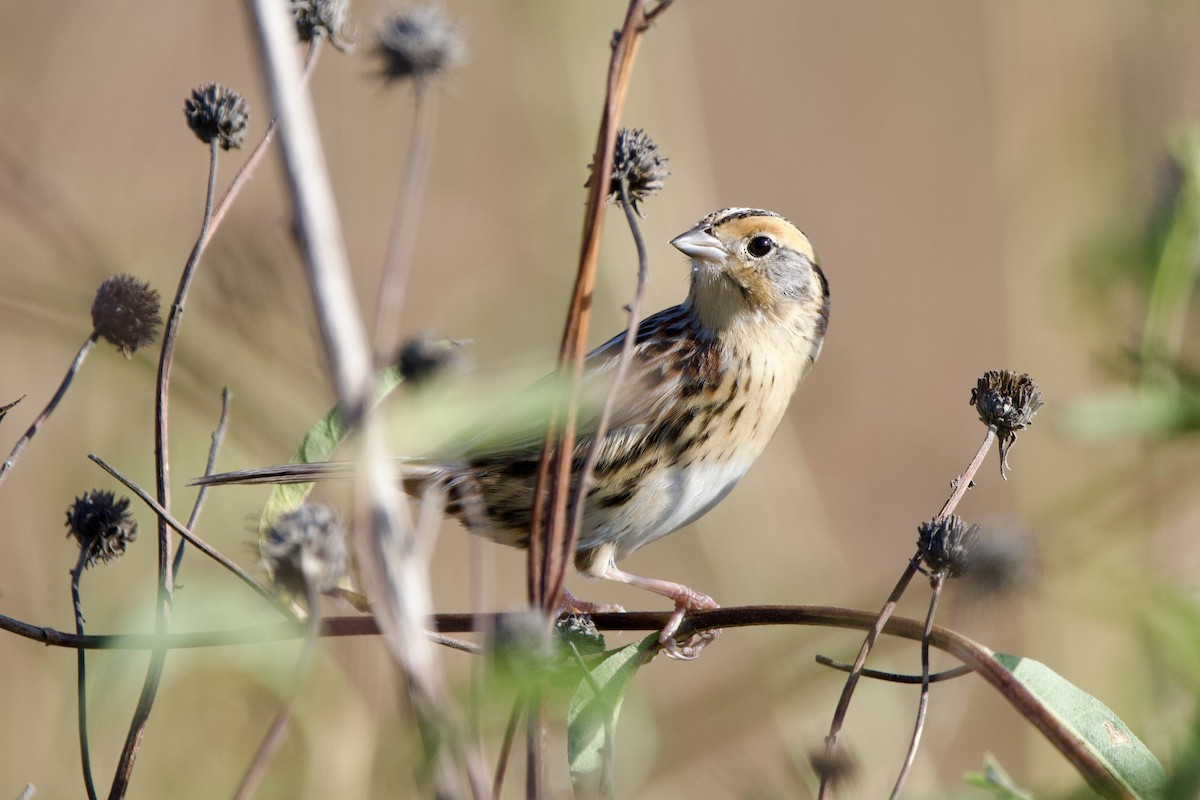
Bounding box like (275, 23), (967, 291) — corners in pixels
(198, 207), (830, 658)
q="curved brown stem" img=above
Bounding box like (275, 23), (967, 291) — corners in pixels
(0, 604), (1131, 799)
(108, 137), (221, 800)
(814, 654), (971, 684)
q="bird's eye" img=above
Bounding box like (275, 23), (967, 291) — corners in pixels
(747, 236), (774, 257)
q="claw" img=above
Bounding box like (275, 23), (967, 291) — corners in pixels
(657, 590), (720, 660)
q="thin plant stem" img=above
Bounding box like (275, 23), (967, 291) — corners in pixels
(429, 633), (482, 655)
(936, 427), (997, 519)
(102, 42), (317, 788)
(174, 387), (232, 579)
(207, 41), (322, 236)
(108, 138), (220, 800)
(88, 454), (293, 619)
(162, 44), (319, 581)
(71, 547), (98, 800)
(246, 3), (463, 795)
(526, 693), (546, 800)
(0, 333), (97, 488)
(889, 573), (944, 800)
(556, 185), (652, 614)
(524, 3), (668, 789)
(817, 427), (996, 800)
(232, 579), (322, 800)
(372, 80), (438, 366)
(493, 695), (523, 800)
(558, 181), (649, 607)
(527, 0), (666, 611)
(814, 654), (971, 684)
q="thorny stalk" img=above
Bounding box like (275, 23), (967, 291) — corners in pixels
(888, 573), (944, 800)
(0, 334), (97, 488)
(372, 80), (439, 365)
(108, 138), (220, 800)
(232, 579), (322, 800)
(174, 387), (232, 579)
(817, 427), (996, 800)
(71, 546), (98, 800)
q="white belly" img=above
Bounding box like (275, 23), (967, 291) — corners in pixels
(582, 456), (753, 562)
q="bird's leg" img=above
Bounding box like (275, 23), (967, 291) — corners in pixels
(599, 564), (720, 660)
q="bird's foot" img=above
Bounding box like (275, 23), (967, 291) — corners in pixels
(658, 588), (720, 661)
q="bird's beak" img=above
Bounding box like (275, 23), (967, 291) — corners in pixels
(670, 226), (726, 263)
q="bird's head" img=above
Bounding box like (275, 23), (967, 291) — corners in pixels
(670, 207), (828, 334)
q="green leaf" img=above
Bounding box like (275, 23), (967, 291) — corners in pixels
(964, 753), (1035, 799)
(261, 365), (405, 528)
(567, 634), (657, 797)
(994, 653), (1167, 798)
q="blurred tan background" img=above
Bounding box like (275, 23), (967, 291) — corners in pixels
(2, 1), (1199, 797)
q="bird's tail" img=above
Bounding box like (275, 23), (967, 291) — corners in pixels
(191, 458), (439, 487)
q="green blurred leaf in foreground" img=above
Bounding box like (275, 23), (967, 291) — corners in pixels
(261, 365), (406, 526)
(568, 634), (657, 797)
(994, 653), (1167, 798)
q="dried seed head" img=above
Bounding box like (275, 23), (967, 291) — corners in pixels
(489, 611), (556, 687)
(91, 275), (162, 357)
(588, 127), (669, 217)
(184, 84), (249, 150)
(555, 613), (605, 658)
(376, 5), (465, 84)
(970, 370), (1043, 477)
(397, 334), (468, 387)
(293, 0), (353, 49)
(66, 490), (138, 568)
(916, 515), (980, 580)
(262, 504), (347, 601)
